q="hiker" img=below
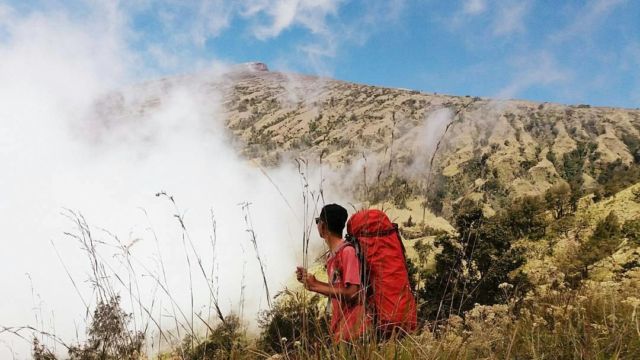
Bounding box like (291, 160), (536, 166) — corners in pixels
(296, 204), (370, 343)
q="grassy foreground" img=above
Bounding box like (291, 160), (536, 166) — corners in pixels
(19, 182), (640, 359)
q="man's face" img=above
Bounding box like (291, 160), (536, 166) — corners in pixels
(316, 217), (326, 239)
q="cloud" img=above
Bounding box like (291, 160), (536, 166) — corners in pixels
(552, 0), (628, 42)
(463, 0), (487, 15)
(241, 0), (407, 76)
(190, 0), (235, 46)
(241, 0), (342, 39)
(452, 0), (532, 38)
(496, 52), (570, 99)
(238, 0), (346, 75)
(492, 0), (531, 36)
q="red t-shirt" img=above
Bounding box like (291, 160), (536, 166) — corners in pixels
(326, 241), (370, 342)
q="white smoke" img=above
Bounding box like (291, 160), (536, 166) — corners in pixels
(404, 108), (454, 176)
(0, 5), (341, 359)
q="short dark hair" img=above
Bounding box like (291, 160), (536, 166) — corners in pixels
(319, 204), (348, 236)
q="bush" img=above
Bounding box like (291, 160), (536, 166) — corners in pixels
(72, 298), (143, 360)
(179, 314), (247, 360)
(554, 141), (597, 208)
(621, 133), (640, 164)
(622, 218), (640, 245)
(425, 172), (448, 216)
(545, 182), (572, 219)
(548, 214), (576, 239)
(57, 295), (144, 360)
(504, 195), (548, 240)
(32, 339), (57, 360)
(419, 201), (529, 320)
(572, 211), (623, 279)
(597, 159), (640, 198)
(257, 291), (329, 354)
(510, 279), (640, 358)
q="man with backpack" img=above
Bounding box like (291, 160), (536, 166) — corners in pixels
(297, 204), (418, 343)
(296, 204), (370, 342)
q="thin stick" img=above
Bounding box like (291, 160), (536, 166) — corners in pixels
(253, 159), (299, 221)
(156, 191), (226, 325)
(388, 111), (397, 173)
(240, 202), (272, 308)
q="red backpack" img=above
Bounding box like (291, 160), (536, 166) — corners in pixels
(346, 209), (418, 336)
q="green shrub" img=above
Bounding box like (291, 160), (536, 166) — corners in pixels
(597, 159), (640, 198)
(545, 182), (572, 219)
(179, 315), (247, 360)
(622, 218), (640, 245)
(425, 172), (448, 216)
(559, 141), (596, 208)
(546, 149), (557, 165)
(366, 175), (415, 209)
(257, 291), (329, 354)
(621, 133), (640, 164)
(66, 295), (143, 360)
(419, 201), (529, 320)
(571, 211), (623, 280)
(504, 195), (548, 240)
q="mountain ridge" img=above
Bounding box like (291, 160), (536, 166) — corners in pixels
(93, 66), (640, 223)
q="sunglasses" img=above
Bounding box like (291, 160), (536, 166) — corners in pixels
(315, 217), (321, 224)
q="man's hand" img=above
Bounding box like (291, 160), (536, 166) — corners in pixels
(295, 266), (306, 282)
(296, 266), (360, 300)
(296, 266), (318, 291)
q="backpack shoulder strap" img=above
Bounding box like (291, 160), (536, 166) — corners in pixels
(392, 223), (407, 259)
(345, 234), (370, 296)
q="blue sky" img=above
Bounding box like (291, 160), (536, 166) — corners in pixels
(3, 0), (640, 108)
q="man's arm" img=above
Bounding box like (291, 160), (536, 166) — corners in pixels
(296, 267), (360, 301)
(307, 277), (360, 301)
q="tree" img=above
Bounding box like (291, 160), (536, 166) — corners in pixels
(573, 211), (622, 279)
(597, 159), (640, 198)
(545, 182), (572, 219)
(558, 142), (596, 210)
(419, 200), (529, 320)
(622, 218), (640, 245)
(505, 195), (548, 239)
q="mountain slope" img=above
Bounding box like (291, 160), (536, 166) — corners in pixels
(94, 66), (640, 222)
(220, 68), (640, 219)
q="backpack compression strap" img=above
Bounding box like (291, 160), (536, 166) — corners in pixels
(350, 225), (397, 238)
(349, 224), (407, 260)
